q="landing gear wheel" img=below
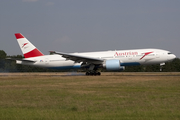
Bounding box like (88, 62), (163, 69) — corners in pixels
(93, 72), (97, 76)
(86, 72), (89, 76)
(97, 72), (101, 75)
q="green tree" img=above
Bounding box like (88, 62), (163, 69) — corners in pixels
(0, 50), (6, 59)
(0, 50), (7, 72)
(163, 58), (180, 72)
(124, 65), (144, 72)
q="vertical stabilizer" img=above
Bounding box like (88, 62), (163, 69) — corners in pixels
(15, 33), (44, 58)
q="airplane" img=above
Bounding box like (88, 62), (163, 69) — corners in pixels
(13, 33), (176, 75)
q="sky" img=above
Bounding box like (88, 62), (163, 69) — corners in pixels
(0, 0), (180, 58)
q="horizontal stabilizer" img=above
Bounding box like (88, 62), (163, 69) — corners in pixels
(6, 58), (36, 63)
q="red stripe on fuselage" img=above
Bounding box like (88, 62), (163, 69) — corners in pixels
(15, 33), (24, 39)
(140, 52), (153, 60)
(24, 48), (44, 58)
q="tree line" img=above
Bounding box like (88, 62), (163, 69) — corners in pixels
(0, 50), (180, 72)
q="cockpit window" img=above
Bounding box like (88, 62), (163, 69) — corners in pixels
(168, 52), (172, 54)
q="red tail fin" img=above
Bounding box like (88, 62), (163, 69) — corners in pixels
(15, 33), (44, 58)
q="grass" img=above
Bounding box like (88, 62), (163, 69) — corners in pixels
(0, 72), (180, 120)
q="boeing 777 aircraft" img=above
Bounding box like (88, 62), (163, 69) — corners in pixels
(13, 33), (176, 75)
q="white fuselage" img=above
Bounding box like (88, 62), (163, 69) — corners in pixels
(16, 48), (176, 70)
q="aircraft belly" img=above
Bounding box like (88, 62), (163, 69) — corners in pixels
(46, 60), (81, 69)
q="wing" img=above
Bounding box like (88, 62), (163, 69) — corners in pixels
(50, 51), (104, 64)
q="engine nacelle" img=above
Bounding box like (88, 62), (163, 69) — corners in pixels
(103, 59), (125, 71)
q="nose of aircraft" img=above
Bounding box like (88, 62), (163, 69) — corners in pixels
(172, 54), (176, 59)
(167, 54), (176, 61)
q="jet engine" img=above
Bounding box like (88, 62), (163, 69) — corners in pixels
(103, 59), (125, 71)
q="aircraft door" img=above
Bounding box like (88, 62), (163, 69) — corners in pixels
(156, 52), (160, 58)
(45, 58), (49, 64)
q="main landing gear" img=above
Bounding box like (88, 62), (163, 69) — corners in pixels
(85, 71), (101, 76)
(83, 64), (101, 76)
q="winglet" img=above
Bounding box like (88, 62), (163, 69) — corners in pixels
(49, 51), (56, 54)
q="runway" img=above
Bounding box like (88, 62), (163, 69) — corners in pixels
(0, 72), (180, 77)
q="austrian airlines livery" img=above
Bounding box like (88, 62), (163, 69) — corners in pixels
(14, 33), (176, 75)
